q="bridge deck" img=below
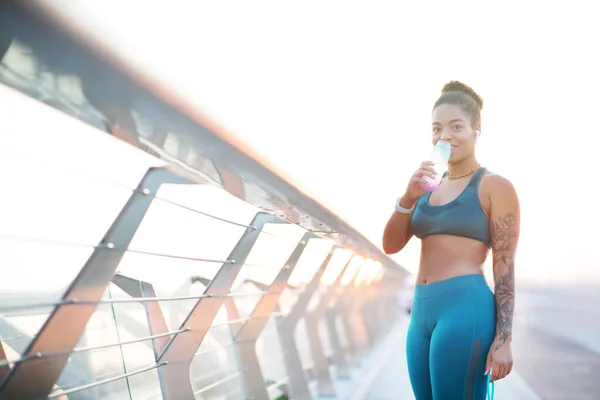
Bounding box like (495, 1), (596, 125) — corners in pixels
(366, 287), (600, 400)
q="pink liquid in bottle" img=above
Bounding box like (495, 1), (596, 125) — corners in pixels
(420, 141), (452, 191)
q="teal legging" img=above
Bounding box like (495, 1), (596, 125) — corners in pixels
(406, 274), (496, 400)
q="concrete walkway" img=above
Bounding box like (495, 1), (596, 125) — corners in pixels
(362, 285), (600, 399)
(364, 318), (539, 400)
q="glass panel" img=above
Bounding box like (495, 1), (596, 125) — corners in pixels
(50, 301), (130, 400)
(335, 315), (348, 350)
(191, 304), (243, 400)
(287, 239), (332, 288)
(108, 285), (163, 400)
(341, 256), (364, 286)
(257, 315), (286, 399)
(319, 319), (333, 358)
(0, 150), (135, 360)
(295, 318), (313, 372)
(364, 260), (382, 284)
(232, 223), (305, 314)
(320, 248), (352, 285)
(116, 184), (256, 332)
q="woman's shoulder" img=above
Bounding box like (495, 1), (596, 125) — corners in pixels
(480, 169), (517, 199)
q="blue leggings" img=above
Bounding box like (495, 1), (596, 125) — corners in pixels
(406, 274), (496, 400)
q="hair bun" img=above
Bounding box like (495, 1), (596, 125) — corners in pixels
(441, 81), (484, 110)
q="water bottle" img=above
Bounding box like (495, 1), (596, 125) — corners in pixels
(419, 141), (451, 191)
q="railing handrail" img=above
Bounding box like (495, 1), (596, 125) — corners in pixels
(19, 0), (406, 275)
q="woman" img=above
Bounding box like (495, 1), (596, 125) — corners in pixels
(382, 81), (520, 400)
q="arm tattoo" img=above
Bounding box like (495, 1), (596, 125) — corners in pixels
(490, 213), (517, 350)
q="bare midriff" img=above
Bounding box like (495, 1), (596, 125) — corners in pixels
(416, 234), (489, 285)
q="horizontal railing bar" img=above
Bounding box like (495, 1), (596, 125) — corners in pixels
(0, 291), (272, 312)
(0, 301), (74, 312)
(138, 137), (223, 187)
(124, 248), (233, 264)
(102, 291), (267, 303)
(0, 233), (95, 249)
(0, 234), (246, 258)
(0, 329), (189, 367)
(192, 367), (235, 384)
(225, 291), (269, 297)
(0, 64), (111, 124)
(209, 317), (248, 328)
(0, 233), (232, 263)
(56, 365), (134, 392)
(192, 371), (243, 395)
(193, 337), (257, 359)
(209, 312), (285, 329)
(259, 229), (303, 243)
(72, 328), (188, 355)
(103, 291), (267, 303)
(47, 362), (167, 399)
(2, 155), (309, 248)
(140, 199), (303, 244)
(2, 149), (261, 231)
(101, 295), (212, 304)
(5, 147), (135, 192)
(0, 313), (291, 367)
(152, 196), (256, 229)
(194, 340), (236, 358)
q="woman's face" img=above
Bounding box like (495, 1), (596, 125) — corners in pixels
(431, 104), (477, 163)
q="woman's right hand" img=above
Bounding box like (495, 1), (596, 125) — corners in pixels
(403, 161), (437, 205)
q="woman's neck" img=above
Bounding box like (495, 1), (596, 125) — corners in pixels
(447, 156), (479, 178)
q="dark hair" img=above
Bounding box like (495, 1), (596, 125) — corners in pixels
(433, 81), (484, 127)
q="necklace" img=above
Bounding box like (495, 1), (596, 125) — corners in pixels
(447, 164), (480, 180)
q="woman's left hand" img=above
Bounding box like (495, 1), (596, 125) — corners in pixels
(485, 339), (513, 382)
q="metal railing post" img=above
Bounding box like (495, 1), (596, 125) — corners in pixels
(234, 232), (317, 400)
(370, 281), (390, 339)
(111, 275), (171, 355)
(305, 254), (352, 397)
(336, 284), (360, 366)
(360, 284), (381, 345)
(110, 274), (173, 397)
(376, 271), (404, 335)
(155, 212), (277, 400)
(324, 298), (350, 379)
(347, 283), (371, 358)
(334, 271), (373, 367)
(0, 167), (191, 400)
(277, 248), (335, 400)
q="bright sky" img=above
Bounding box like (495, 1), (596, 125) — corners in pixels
(26, 0), (600, 283)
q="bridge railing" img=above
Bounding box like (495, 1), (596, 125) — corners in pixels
(0, 2), (407, 399)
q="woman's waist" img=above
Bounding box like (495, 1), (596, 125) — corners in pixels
(413, 273), (491, 299)
(417, 257), (485, 283)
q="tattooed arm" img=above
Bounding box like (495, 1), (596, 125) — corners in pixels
(485, 175), (520, 382)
